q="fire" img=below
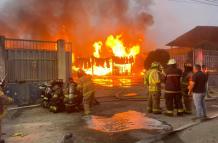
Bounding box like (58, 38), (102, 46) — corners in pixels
(73, 34), (141, 76)
(106, 35), (140, 57)
(84, 62), (112, 76)
(93, 41), (102, 58)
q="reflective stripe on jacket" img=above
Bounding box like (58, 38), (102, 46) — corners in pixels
(144, 69), (161, 92)
(164, 66), (182, 92)
(77, 75), (95, 97)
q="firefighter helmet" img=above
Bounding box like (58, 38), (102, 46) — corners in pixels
(167, 59), (176, 65)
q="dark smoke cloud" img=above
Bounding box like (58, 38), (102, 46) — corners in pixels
(0, 0), (153, 56)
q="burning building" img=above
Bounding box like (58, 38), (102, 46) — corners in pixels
(73, 34), (141, 76)
(0, 0), (155, 77)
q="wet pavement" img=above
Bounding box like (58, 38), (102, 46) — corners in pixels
(4, 97), (218, 143)
(4, 108), (172, 143)
(86, 111), (172, 133)
(3, 81), (218, 143)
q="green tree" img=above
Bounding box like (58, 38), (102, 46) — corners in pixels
(144, 49), (170, 69)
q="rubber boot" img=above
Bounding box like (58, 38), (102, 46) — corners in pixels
(164, 111), (174, 117)
(153, 110), (162, 114)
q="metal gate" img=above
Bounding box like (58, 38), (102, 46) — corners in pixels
(5, 38), (58, 82)
(0, 36), (72, 83)
(0, 36), (72, 105)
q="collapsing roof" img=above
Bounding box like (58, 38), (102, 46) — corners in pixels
(167, 26), (218, 49)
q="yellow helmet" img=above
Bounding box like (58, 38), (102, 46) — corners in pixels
(167, 59), (176, 65)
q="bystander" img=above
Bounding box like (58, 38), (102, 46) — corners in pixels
(189, 64), (207, 120)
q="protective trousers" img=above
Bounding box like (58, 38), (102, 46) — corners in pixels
(147, 92), (161, 114)
(183, 94), (192, 114)
(83, 92), (95, 115)
(165, 93), (183, 116)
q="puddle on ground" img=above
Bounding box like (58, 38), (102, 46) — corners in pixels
(92, 76), (142, 87)
(123, 93), (138, 97)
(86, 111), (172, 133)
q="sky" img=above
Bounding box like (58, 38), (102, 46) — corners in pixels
(149, 0), (218, 48)
(0, 0), (217, 49)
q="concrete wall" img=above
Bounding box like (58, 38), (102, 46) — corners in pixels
(57, 39), (68, 82)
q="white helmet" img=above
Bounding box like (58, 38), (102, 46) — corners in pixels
(167, 59), (176, 65)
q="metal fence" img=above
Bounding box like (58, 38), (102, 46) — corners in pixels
(0, 36), (73, 105)
(203, 49), (218, 72)
(4, 38), (59, 82)
(170, 47), (218, 86)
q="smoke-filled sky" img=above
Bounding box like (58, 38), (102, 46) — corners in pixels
(150, 0), (218, 48)
(0, 0), (154, 56)
(0, 0), (217, 52)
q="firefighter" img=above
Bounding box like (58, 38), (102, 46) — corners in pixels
(164, 59), (183, 116)
(39, 82), (52, 108)
(77, 69), (96, 115)
(64, 78), (83, 112)
(144, 62), (162, 114)
(0, 80), (13, 143)
(49, 80), (65, 113)
(181, 63), (193, 114)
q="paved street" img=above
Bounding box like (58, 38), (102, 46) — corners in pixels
(3, 77), (218, 143)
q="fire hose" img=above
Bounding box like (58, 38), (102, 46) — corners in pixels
(8, 104), (41, 111)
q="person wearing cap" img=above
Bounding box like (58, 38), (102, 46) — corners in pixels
(77, 69), (96, 115)
(164, 59), (183, 116)
(144, 62), (162, 114)
(181, 62), (193, 114)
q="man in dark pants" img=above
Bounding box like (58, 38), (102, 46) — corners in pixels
(181, 63), (193, 114)
(164, 59), (183, 116)
(189, 64), (207, 120)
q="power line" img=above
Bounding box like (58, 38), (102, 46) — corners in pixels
(168, 0), (196, 4)
(194, 0), (218, 4)
(189, 0), (218, 6)
(204, 0), (218, 3)
(169, 0), (218, 6)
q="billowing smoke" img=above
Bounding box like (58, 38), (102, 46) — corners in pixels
(0, 0), (154, 56)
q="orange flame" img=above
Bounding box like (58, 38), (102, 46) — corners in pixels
(93, 41), (102, 58)
(106, 35), (140, 57)
(84, 61), (112, 76)
(73, 34), (141, 76)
